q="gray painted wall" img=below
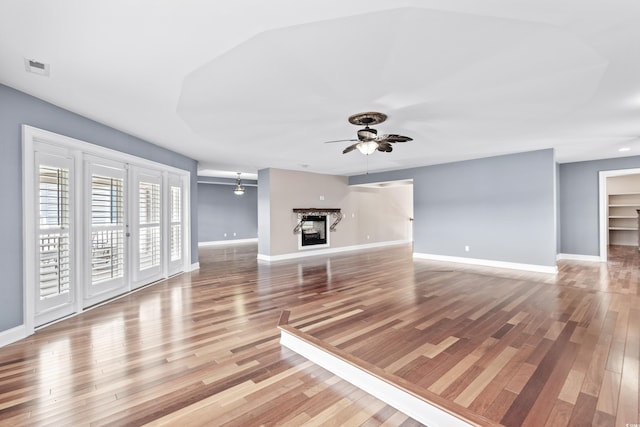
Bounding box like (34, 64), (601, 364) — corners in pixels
(197, 181), (257, 242)
(0, 83), (198, 333)
(350, 149), (557, 267)
(559, 155), (640, 256)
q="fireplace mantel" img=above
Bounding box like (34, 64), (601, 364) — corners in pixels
(293, 208), (343, 234)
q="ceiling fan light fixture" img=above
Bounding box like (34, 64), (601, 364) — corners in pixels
(323, 112), (412, 156)
(233, 173), (245, 195)
(357, 141), (378, 155)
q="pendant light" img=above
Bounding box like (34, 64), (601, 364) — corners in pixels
(233, 173), (245, 195)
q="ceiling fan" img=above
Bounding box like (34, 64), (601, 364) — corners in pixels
(324, 112), (412, 155)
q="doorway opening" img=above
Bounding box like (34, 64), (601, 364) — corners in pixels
(599, 168), (640, 260)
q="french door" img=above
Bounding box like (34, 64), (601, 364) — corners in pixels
(34, 151), (76, 326)
(168, 174), (185, 276)
(132, 167), (164, 288)
(84, 158), (129, 307)
(24, 126), (191, 331)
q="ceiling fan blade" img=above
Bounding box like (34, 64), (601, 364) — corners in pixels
(378, 134), (413, 143)
(324, 138), (358, 144)
(377, 142), (393, 152)
(342, 143), (359, 154)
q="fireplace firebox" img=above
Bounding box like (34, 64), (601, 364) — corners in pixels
(300, 215), (327, 247)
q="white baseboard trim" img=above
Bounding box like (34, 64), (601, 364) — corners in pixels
(0, 324), (28, 348)
(556, 253), (603, 262)
(257, 240), (410, 262)
(280, 329), (472, 427)
(413, 252), (558, 274)
(190, 262), (200, 271)
(199, 238), (258, 246)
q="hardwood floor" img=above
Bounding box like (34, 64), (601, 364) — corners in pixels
(0, 243), (638, 426)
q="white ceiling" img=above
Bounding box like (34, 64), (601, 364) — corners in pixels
(2, 0), (640, 177)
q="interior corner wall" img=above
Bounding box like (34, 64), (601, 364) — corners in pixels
(0, 83), (199, 334)
(350, 149), (557, 267)
(556, 162), (561, 255)
(257, 168), (271, 256)
(197, 181), (257, 242)
(559, 155), (640, 256)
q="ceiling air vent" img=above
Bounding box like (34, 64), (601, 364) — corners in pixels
(24, 58), (50, 76)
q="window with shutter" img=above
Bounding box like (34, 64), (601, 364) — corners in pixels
(170, 186), (181, 262)
(91, 175), (125, 284)
(38, 165), (71, 300)
(139, 181), (161, 271)
(32, 151), (77, 327)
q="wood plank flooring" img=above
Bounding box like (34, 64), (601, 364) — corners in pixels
(0, 243), (639, 426)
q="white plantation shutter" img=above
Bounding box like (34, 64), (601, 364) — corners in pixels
(39, 234), (71, 298)
(91, 175), (125, 284)
(38, 165), (71, 299)
(33, 149), (76, 326)
(170, 185), (181, 262)
(139, 181), (161, 271)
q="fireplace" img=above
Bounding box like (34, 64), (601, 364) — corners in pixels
(293, 208), (342, 250)
(300, 215), (327, 247)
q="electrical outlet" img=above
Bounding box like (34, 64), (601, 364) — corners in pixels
(233, 232), (237, 237)
(367, 235), (370, 240)
(465, 245), (470, 252)
(319, 195), (324, 201)
(224, 233), (227, 237)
